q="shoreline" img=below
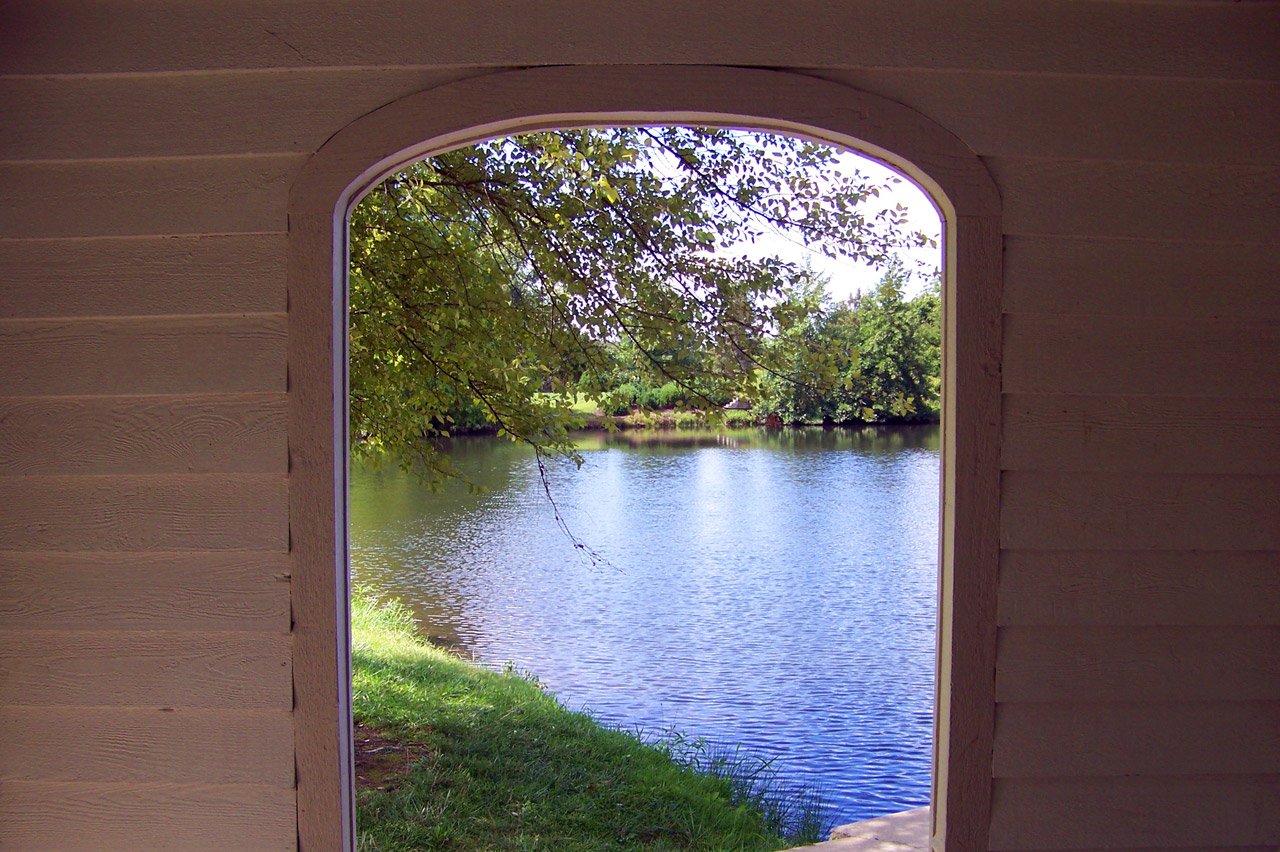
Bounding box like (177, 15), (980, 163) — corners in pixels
(352, 590), (827, 850)
(453, 410), (941, 436)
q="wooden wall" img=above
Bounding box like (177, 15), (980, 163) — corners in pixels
(815, 51), (1280, 849)
(2, 3), (1277, 850)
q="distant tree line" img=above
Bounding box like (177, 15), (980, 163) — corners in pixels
(372, 258), (942, 434)
(425, 258), (940, 430)
(577, 258), (940, 426)
(758, 260), (940, 424)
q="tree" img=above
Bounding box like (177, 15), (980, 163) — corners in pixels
(756, 258), (941, 425)
(842, 259), (941, 421)
(349, 127), (929, 481)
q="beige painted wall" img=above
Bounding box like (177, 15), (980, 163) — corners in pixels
(2, 3), (1277, 850)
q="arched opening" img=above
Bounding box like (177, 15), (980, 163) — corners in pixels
(345, 124), (945, 843)
(287, 66), (1001, 852)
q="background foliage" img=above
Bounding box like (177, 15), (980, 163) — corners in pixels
(349, 128), (934, 481)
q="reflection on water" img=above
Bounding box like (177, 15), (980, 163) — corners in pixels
(350, 425), (939, 826)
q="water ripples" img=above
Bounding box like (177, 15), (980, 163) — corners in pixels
(350, 426), (940, 826)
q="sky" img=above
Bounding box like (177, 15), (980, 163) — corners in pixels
(726, 149), (943, 301)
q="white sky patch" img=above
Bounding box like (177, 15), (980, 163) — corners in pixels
(722, 150), (942, 301)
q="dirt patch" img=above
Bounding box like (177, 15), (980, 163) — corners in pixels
(354, 721), (432, 792)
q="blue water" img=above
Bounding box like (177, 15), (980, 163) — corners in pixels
(349, 426), (939, 828)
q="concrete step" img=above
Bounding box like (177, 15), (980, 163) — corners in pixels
(782, 806), (930, 852)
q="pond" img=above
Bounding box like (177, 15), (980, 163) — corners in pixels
(349, 425), (940, 827)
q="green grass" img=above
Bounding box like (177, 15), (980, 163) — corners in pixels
(613, 409), (760, 430)
(352, 590), (825, 852)
(533, 392), (603, 416)
(567, 394), (601, 415)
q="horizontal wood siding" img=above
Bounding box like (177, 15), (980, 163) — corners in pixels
(1003, 314), (1280, 397)
(0, 234), (287, 318)
(2, 3), (1278, 850)
(0, 393), (287, 474)
(990, 158), (1280, 243)
(988, 775), (1280, 850)
(0, 12), (309, 847)
(0, 629), (293, 708)
(822, 71), (1280, 166)
(3, 0), (1275, 79)
(0, 707), (294, 784)
(0, 781), (296, 852)
(995, 627), (1280, 703)
(1001, 473), (1280, 551)
(0, 552), (291, 631)
(993, 702), (1280, 778)
(1001, 395), (1280, 474)
(0, 70), (469, 161)
(7, 72), (1278, 167)
(0, 474), (288, 551)
(1002, 236), (1280, 319)
(997, 551), (1280, 627)
(993, 99), (1280, 848)
(0, 315), (286, 396)
(984, 3), (1280, 827)
(0, 156), (300, 239)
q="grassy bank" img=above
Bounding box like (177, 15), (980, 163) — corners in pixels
(352, 591), (823, 851)
(574, 408), (760, 431)
(548, 393), (938, 432)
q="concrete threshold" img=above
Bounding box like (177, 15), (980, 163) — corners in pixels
(782, 806), (930, 852)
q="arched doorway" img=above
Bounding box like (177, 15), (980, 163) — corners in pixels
(286, 66), (1001, 852)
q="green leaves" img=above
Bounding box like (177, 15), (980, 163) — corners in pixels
(756, 258), (941, 425)
(349, 128), (929, 482)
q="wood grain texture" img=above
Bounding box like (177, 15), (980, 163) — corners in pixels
(2, 0), (1276, 79)
(1003, 236), (1280, 319)
(1002, 314), (1280, 397)
(0, 474), (287, 551)
(0, 156), (300, 239)
(0, 3), (1270, 849)
(1001, 394), (1280, 474)
(8, 69), (1278, 166)
(0, 552), (290, 631)
(820, 71), (1280, 167)
(0, 781), (295, 852)
(0, 629), (292, 708)
(0, 393), (287, 475)
(990, 158), (1280, 243)
(995, 626), (1280, 702)
(1000, 472), (1280, 551)
(989, 775), (1280, 850)
(0, 315), (286, 397)
(283, 65), (1002, 216)
(0, 234), (286, 318)
(0, 69), (470, 161)
(998, 551), (1280, 627)
(0, 706), (293, 784)
(993, 701), (1280, 778)
(288, 206), (353, 852)
(935, 213), (1003, 852)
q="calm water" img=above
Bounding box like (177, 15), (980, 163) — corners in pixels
(349, 425), (940, 827)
